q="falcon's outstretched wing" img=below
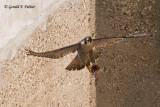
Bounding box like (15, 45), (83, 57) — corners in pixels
(92, 33), (150, 47)
(26, 43), (80, 59)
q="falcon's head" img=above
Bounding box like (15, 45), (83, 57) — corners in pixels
(81, 36), (92, 45)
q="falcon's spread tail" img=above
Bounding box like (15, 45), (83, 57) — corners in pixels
(65, 55), (85, 71)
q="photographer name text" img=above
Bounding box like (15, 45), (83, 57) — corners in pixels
(4, 5), (35, 9)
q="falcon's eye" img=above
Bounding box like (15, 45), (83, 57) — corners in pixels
(89, 37), (92, 42)
(84, 39), (87, 44)
(81, 39), (87, 44)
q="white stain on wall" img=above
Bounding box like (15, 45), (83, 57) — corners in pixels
(0, 0), (80, 61)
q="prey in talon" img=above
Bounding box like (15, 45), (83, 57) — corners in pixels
(26, 33), (149, 72)
(91, 64), (100, 86)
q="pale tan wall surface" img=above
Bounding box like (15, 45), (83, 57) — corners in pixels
(0, 0), (96, 106)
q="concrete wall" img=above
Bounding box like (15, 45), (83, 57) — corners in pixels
(0, 0), (96, 106)
(95, 0), (160, 106)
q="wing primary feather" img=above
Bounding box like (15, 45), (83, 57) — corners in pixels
(94, 33), (150, 40)
(93, 33), (150, 47)
(25, 43), (80, 59)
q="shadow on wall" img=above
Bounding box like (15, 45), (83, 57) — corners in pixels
(95, 0), (160, 107)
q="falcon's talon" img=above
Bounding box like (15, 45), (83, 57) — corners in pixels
(86, 65), (91, 72)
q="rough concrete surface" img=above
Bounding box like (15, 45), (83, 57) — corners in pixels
(0, 0), (160, 107)
(0, 0), (96, 106)
(95, 0), (160, 107)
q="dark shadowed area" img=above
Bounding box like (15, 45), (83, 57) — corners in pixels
(95, 0), (160, 106)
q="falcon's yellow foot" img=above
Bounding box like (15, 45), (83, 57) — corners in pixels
(86, 65), (91, 72)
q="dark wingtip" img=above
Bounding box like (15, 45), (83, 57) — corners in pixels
(24, 47), (32, 56)
(65, 66), (72, 71)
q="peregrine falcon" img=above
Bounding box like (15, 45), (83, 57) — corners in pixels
(26, 33), (149, 72)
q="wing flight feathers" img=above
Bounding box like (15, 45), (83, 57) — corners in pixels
(26, 43), (80, 59)
(93, 33), (150, 47)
